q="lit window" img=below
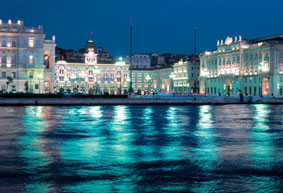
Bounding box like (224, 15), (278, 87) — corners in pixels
(28, 38), (34, 48)
(29, 55), (34, 64)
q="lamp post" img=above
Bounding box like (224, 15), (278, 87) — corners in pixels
(38, 73), (42, 94)
(169, 72), (175, 94)
(29, 72), (33, 93)
(146, 74), (151, 94)
(126, 77), (131, 94)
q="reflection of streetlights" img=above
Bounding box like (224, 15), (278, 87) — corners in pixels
(146, 75), (151, 93)
(38, 73), (42, 94)
(169, 72), (175, 93)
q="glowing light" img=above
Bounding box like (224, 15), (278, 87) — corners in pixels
(169, 72), (175, 79)
(205, 51), (211, 55)
(241, 45), (249, 49)
(17, 20), (21, 25)
(29, 38), (34, 48)
(8, 19), (11, 24)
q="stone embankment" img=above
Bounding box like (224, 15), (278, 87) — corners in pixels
(0, 96), (282, 105)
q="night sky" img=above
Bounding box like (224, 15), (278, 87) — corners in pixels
(3, 0), (283, 56)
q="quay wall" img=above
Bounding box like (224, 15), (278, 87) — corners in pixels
(0, 96), (282, 106)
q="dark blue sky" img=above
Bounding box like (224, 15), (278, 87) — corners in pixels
(3, 0), (283, 56)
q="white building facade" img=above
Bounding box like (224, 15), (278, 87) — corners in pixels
(199, 35), (283, 97)
(0, 19), (55, 93)
(55, 40), (130, 94)
(172, 58), (200, 94)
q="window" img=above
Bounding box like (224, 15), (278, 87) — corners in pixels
(1, 55), (6, 63)
(29, 55), (34, 64)
(12, 72), (16, 78)
(59, 68), (64, 75)
(28, 38), (34, 48)
(12, 85), (16, 91)
(35, 84), (39, 89)
(2, 85), (6, 91)
(12, 41), (16, 47)
(12, 55), (16, 63)
(2, 40), (6, 47)
(2, 72), (6, 78)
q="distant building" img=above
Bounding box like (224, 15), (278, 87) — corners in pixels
(127, 54), (151, 69)
(0, 19), (55, 93)
(199, 35), (283, 97)
(55, 40), (130, 94)
(172, 56), (200, 94)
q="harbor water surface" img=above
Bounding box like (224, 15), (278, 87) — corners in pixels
(0, 105), (282, 192)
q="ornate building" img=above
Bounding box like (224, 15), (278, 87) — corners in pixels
(55, 40), (130, 94)
(0, 19), (55, 93)
(199, 35), (283, 97)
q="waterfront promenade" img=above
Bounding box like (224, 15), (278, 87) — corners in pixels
(0, 96), (282, 105)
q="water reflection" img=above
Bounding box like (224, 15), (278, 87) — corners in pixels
(0, 105), (282, 192)
(193, 105), (219, 171)
(18, 106), (55, 192)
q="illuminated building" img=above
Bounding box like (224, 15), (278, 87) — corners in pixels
(199, 35), (283, 96)
(0, 19), (55, 93)
(172, 57), (200, 94)
(55, 40), (130, 94)
(131, 67), (173, 94)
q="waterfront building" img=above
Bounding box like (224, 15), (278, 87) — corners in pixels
(131, 66), (173, 94)
(0, 19), (55, 93)
(151, 67), (173, 93)
(55, 40), (130, 94)
(199, 35), (283, 97)
(131, 69), (153, 94)
(172, 56), (200, 94)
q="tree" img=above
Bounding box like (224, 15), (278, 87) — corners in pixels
(6, 76), (13, 92)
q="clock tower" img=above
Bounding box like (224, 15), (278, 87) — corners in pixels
(84, 40), (98, 65)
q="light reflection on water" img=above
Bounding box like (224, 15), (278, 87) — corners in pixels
(0, 105), (282, 193)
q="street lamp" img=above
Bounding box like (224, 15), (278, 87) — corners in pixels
(169, 72), (175, 94)
(146, 74), (151, 93)
(38, 73), (42, 94)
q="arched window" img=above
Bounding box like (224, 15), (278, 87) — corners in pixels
(59, 67), (64, 75)
(44, 54), (49, 69)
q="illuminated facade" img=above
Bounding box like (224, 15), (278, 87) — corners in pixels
(199, 35), (283, 97)
(131, 67), (173, 94)
(172, 57), (200, 94)
(55, 40), (130, 94)
(0, 19), (55, 93)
